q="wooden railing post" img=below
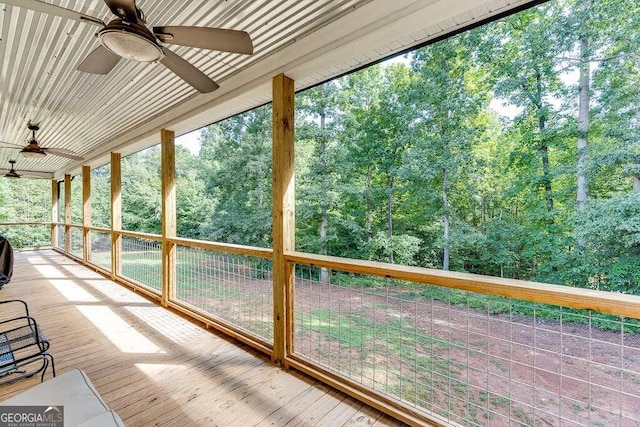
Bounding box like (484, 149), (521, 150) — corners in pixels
(64, 174), (71, 254)
(272, 73), (295, 366)
(161, 129), (176, 308)
(111, 152), (122, 279)
(51, 180), (58, 248)
(82, 165), (91, 264)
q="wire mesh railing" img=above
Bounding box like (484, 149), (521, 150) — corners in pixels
(0, 223), (50, 249)
(174, 244), (274, 343)
(120, 234), (162, 293)
(69, 226), (83, 259)
(292, 265), (640, 426)
(89, 230), (111, 273)
(3, 220), (638, 426)
(55, 224), (64, 249)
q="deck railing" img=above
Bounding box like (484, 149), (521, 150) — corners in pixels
(287, 252), (640, 427)
(0, 222), (50, 249)
(3, 221), (639, 427)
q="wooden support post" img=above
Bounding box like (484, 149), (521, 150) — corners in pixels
(272, 73), (295, 366)
(111, 152), (122, 278)
(82, 166), (91, 264)
(51, 180), (58, 248)
(161, 129), (176, 308)
(64, 174), (71, 254)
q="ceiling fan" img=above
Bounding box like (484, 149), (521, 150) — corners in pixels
(2, 160), (51, 179)
(4, 161), (21, 179)
(0, 123), (84, 161)
(2, 0), (254, 93)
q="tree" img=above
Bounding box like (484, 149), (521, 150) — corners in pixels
(199, 105), (273, 247)
(296, 82), (342, 283)
(409, 33), (491, 270)
(490, 4), (568, 219)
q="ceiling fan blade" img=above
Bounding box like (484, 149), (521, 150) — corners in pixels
(77, 45), (122, 74)
(160, 48), (219, 94)
(42, 148), (84, 161)
(154, 27), (253, 55)
(1, 0), (104, 26)
(0, 140), (23, 148)
(103, 0), (139, 23)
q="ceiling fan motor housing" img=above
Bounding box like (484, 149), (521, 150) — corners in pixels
(97, 19), (164, 62)
(20, 141), (46, 158)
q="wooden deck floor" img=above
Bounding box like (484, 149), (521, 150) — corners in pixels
(0, 250), (405, 426)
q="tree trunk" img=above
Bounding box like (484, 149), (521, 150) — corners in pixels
(633, 174), (640, 192)
(536, 71), (554, 214)
(576, 25), (590, 248)
(366, 164), (372, 240)
(319, 113), (329, 285)
(442, 167), (450, 271)
(387, 175), (394, 264)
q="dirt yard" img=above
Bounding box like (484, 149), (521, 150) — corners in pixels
(182, 260), (640, 426)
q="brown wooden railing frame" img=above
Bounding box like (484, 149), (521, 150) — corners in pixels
(12, 220), (640, 425)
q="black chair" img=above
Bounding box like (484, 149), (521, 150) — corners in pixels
(0, 300), (55, 386)
(0, 236), (13, 289)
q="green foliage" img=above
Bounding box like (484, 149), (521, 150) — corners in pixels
(122, 148), (162, 234)
(0, 179), (51, 248)
(91, 165), (111, 228)
(198, 105), (273, 247)
(574, 192), (640, 293)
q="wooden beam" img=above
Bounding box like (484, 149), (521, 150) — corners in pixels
(286, 251), (640, 320)
(64, 174), (71, 254)
(161, 129), (176, 308)
(51, 180), (58, 248)
(82, 165), (91, 265)
(272, 73), (295, 366)
(111, 152), (122, 278)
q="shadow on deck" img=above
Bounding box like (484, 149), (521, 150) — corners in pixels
(0, 250), (403, 426)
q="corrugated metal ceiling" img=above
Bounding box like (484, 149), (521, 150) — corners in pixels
(0, 0), (536, 179)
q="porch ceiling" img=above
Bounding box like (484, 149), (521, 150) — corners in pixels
(0, 0), (534, 179)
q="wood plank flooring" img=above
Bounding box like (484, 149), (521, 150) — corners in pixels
(0, 250), (406, 426)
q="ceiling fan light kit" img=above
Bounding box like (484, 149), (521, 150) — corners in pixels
(4, 161), (21, 179)
(20, 142), (47, 158)
(98, 20), (164, 62)
(21, 124), (47, 158)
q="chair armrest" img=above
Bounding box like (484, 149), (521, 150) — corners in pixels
(0, 300), (29, 318)
(0, 316), (50, 355)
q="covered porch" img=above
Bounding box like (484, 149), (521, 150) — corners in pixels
(1, 0), (640, 426)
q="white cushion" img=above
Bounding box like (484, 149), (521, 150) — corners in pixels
(0, 369), (122, 426)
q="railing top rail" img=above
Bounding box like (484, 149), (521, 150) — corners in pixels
(85, 225), (111, 233)
(0, 222), (50, 226)
(116, 229), (162, 241)
(168, 236), (273, 259)
(286, 251), (640, 320)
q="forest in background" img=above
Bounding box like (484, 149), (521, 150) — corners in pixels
(1, 0), (639, 294)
